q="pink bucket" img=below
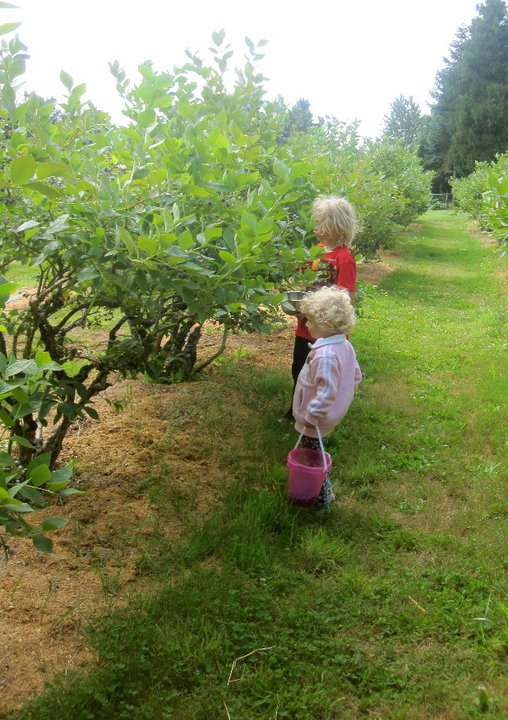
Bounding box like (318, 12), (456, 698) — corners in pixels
(287, 430), (332, 506)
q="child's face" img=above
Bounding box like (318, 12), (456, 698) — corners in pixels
(314, 224), (338, 247)
(307, 320), (332, 339)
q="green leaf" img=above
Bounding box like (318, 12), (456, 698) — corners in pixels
(158, 233), (177, 248)
(273, 158), (290, 181)
(138, 108), (156, 127)
(212, 29), (225, 46)
(0, 488), (32, 512)
(60, 70), (73, 90)
(138, 236), (158, 255)
(34, 351), (62, 372)
(256, 217), (274, 235)
(71, 82), (86, 98)
(0, 452), (16, 467)
(29, 464), (52, 487)
(11, 435), (35, 449)
(219, 250), (236, 267)
(289, 161), (312, 180)
(147, 168), (167, 185)
(77, 267), (100, 283)
(0, 21), (21, 36)
(46, 480), (68, 492)
(59, 487), (82, 498)
(36, 162), (70, 180)
(0, 281), (17, 299)
(116, 227), (135, 254)
(0, 486), (11, 501)
(83, 406), (99, 420)
(0, 408), (13, 428)
(204, 227), (222, 241)
(153, 95), (172, 109)
(209, 128), (230, 150)
(178, 229), (194, 250)
(7, 479), (28, 498)
(10, 155), (36, 184)
(188, 185), (211, 197)
(20, 486), (45, 506)
(41, 517), (68, 531)
(34, 350), (53, 368)
(0, 379), (20, 397)
(16, 220), (39, 233)
(50, 466), (73, 484)
(46, 214), (69, 234)
(32, 534), (53, 553)
(241, 211), (258, 236)
(166, 246), (188, 260)
(25, 182), (62, 199)
(5, 359), (38, 377)
(27, 453), (52, 472)
(3, 501), (33, 513)
(13, 399), (42, 419)
(11, 386), (29, 405)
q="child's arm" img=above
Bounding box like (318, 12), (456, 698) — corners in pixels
(354, 361), (362, 390)
(303, 354), (341, 427)
(336, 256), (356, 303)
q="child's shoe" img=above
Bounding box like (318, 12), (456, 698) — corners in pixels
(313, 478), (335, 514)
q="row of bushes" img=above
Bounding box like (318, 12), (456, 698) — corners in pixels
(286, 118), (432, 255)
(0, 25), (432, 548)
(452, 153), (508, 246)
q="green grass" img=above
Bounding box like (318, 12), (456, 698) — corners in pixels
(8, 211), (508, 719)
(1, 260), (38, 287)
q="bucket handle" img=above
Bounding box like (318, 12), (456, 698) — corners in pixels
(294, 426), (327, 469)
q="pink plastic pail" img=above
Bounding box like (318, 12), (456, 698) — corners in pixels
(287, 445), (332, 506)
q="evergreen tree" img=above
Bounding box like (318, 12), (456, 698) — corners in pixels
(382, 95), (425, 148)
(277, 98), (314, 142)
(423, 0), (508, 190)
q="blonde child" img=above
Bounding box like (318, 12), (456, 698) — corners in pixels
(283, 195), (358, 420)
(292, 286), (362, 510)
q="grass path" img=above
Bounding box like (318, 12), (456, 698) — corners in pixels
(10, 211), (508, 720)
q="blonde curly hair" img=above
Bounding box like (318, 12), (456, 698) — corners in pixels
(312, 195), (357, 248)
(301, 285), (356, 336)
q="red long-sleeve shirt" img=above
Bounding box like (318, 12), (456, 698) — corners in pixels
(296, 245), (357, 341)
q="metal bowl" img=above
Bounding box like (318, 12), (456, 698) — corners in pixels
(283, 290), (308, 315)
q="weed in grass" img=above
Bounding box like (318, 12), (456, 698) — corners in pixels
(296, 526), (352, 577)
(97, 568), (121, 598)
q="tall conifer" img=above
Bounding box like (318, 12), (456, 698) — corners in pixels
(423, 0), (508, 190)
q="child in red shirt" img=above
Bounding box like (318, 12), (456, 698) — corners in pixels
(283, 195), (358, 420)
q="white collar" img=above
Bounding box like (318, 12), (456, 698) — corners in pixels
(309, 334), (346, 349)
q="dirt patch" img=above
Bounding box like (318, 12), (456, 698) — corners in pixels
(4, 287), (35, 313)
(0, 383), (168, 714)
(357, 259), (394, 285)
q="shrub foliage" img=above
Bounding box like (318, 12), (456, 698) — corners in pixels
(0, 19), (431, 546)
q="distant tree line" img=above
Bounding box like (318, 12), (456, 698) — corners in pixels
(381, 0), (508, 192)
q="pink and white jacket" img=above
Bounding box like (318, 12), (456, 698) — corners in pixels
(292, 335), (362, 438)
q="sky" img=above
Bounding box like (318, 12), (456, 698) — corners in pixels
(10, 0), (481, 139)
